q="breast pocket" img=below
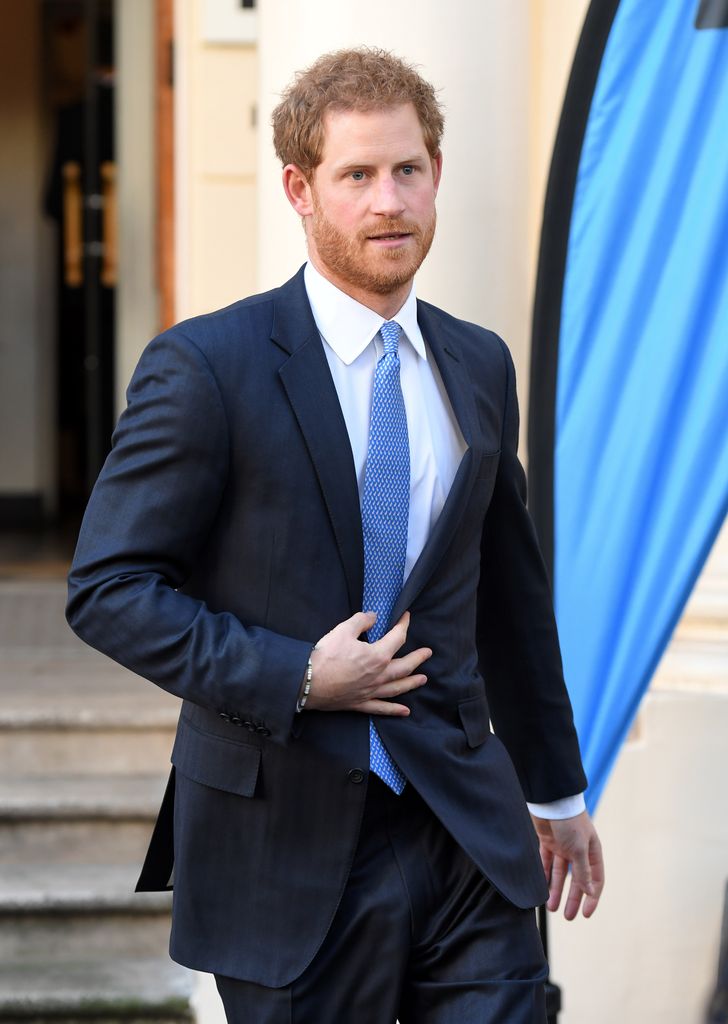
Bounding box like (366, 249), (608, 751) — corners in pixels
(172, 718), (261, 798)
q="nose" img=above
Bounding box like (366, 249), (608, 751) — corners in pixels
(370, 175), (406, 217)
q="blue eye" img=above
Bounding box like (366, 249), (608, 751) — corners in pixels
(401, 165), (415, 175)
(351, 170), (365, 181)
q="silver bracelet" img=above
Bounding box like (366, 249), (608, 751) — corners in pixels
(296, 648), (315, 712)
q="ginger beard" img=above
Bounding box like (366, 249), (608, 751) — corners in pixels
(308, 185), (437, 297)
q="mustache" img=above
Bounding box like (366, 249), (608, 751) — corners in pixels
(359, 219), (421, 240)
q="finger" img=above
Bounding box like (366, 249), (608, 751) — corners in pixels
(568, 840), (595, 899)
(563, 875), (584, 921)
(547, 855), (569, 912)
(380, 647), (432, 682)
(539, 842), (554, 885)
(374, 673), (428, 699)
(355, 699), (411, 716)
(581, 891), (600, 918)
(372, 611), (411, 657)
(582, 837), (605, 918)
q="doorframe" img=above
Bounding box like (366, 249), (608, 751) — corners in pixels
(156, 0), (175, 331)
(113, 0), (160, 414)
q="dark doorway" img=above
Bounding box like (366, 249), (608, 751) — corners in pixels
(0, 0), (117, 575)
(43, 0), (116, 520)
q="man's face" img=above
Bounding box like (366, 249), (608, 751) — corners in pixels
(303, 103), (441, 311)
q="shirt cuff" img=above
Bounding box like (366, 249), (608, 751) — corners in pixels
(526, 793), (586, 820)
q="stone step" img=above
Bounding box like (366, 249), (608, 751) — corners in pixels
(653, 636), (728, 694)
(0, 579), (181, 778)
(0, 655), (181, 729)
(0, 584), (193, 1023)
(0, 724), (176, 778)
(0, 775), (167, 864)
(0, 657), (179, 777)
(675, 579), (728, 641)
(0, 958), (194, 1022)
(674, 525), (728, 637)
(0, 864), (172, 962)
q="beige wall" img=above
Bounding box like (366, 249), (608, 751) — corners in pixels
(525, 0), (589, 448)
(527, 0), (589, 278)
(174, 0), (258, 322)
(553, 691), (728, 1023)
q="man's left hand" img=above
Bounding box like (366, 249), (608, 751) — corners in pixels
(530, 811), (604, 920)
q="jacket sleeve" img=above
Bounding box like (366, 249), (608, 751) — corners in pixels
(476, 338), (588, 803)
(66, 328), (311, 744)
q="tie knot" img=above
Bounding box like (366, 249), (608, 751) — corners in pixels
(380, 320), (402, 356)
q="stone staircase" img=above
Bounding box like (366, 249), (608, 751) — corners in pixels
(0, 580), (195, 1023)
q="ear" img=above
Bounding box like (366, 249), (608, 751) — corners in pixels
(431, 151), (443, 196)
(282, 164), (314, 216)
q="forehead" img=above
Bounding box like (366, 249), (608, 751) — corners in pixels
(319, 103), (428, 164)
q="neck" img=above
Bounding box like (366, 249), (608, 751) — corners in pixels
(307, 255), (411, 320)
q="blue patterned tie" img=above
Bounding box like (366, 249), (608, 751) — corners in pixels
(361, 320), (408, 794)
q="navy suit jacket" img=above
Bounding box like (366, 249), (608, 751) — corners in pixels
(67, 266), (586, 987)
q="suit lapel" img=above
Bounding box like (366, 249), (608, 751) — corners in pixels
(390, 301), (483, 623)
(272, 270), (364, 614)
(418, 301), (480, 451)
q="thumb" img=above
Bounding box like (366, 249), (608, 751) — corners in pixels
(350, 610), (377, 636)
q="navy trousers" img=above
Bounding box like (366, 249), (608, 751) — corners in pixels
(215, 776), (548, 1023)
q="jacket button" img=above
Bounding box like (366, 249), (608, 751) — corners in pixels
(218, 712), (230, 722)
(348, 768), (365, 784)
(231, 715), (242, 727)
(244, 721), (256, 732)
(256, 725), (271, 737)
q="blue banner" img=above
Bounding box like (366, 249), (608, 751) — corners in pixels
(530, 0), (728, 810)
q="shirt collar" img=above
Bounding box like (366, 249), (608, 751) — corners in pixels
(304, 260), (427, 365)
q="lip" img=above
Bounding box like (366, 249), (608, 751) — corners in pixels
(367, 233), (412, 248)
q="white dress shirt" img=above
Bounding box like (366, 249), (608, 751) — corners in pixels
(304, 261), (466, 578)
(304, 261), (585, 820)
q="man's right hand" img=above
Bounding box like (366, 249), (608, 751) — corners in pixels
(306, 610), (431, 715)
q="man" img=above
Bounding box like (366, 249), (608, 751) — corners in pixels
(67, 47), (604, 1023)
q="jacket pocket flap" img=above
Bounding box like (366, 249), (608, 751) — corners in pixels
(172, 721), (261, 797)
(457, 694), (491, 749)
